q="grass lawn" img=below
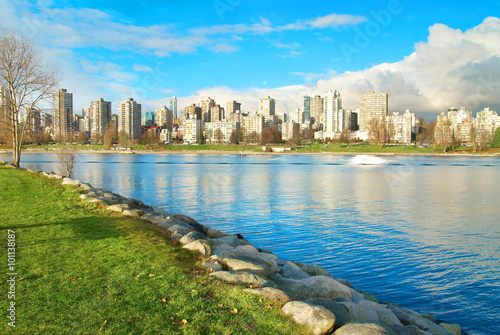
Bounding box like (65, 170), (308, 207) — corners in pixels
(0, 166), (305, 334)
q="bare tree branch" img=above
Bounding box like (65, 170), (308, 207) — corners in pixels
(0, 28), (60, 166)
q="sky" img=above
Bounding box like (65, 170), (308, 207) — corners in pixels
(1, 0), (499, 121)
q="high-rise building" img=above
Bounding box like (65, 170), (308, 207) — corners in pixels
(155, 106), (173, 130)
(288, 108), (304, 124)
(143, 111), (155, 126)
(310, 95), (323, 127)
(448, 107), (472, 136)
(323, 89), (343, 135)
(182, 116), (202, 143)
(90, 98), (111, 136)
(476, 107), (498, 136)
(226, 100), (241, 116)
(110, 114), (118, 130)
(118, 98), (141, 140)
(210, 105), (224, 122)
(259, 96), (275, 119)
(52, 88), (73, 139)
(434, 112), (453, 145)
(200, 97), (216, 122)
(184, 104), (202, 120)
(302, 96), (311, 121)
(170, 96), (178, 119)
(359, 91), (388, 132)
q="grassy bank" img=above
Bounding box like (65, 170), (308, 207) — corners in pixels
(0, 166), (305, 334)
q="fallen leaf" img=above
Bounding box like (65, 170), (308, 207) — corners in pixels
(247, 323), (255, 330)
(100, 320), (107, 326)
(149, 274), (155, 277)
(70, 277), (76, 281)
(179, 319), (188, 325)
(161, 297), (168, 303)
(230, 308), (238, 314)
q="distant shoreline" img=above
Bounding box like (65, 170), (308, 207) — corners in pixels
(1, 148), (499, 158)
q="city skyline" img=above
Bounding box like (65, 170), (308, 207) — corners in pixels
(1, 1), (499, 119)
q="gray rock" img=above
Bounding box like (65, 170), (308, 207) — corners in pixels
(223, 257), (273, 276)
(179, 231), (208, 245)
(346, 301), (403, 327)
(209, 235), (240, 247)
(334, 323), (398, 335)
(86, 191), (98, 197)
(275, 276), (353, 301)
(303, 298), (352, 328)
(388, 305), (451, 335)
(236, 245), (260, 255)
(202, 260), (223, 272)
(183, 240), (213, 257)
(206, 229), (230, 238)
(170, 231), (184, 242)
(167, 224), (194, 235)
(173, 214), (204, 232)
(86, 198), (107, 206)
(282, 301), (336, 335)
(122, 210), (140, 218)
(106, 205), (125, 213)
(209, 271), (275, 288)
(278, 260), (310, 280)
(258, 252), (279, 262)
(80, 194), (90, 200)
(294, 261), (332, 277)
(128, 198), (145, 209)
(245, 287), (292, 304)
(391, 325), (433, 335)
(438, 323), (460, 335)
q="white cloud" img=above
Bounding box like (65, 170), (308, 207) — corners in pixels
(309, 14), (368, 28)
(142, 17), (500, 117)
(210, 43), (239, 53)
(291, 72), (326, 82)
(133, 64), (154, 72)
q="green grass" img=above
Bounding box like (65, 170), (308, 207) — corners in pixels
(0, 166), (306, 334)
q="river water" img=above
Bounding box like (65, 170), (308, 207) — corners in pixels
(3, 152), (499, 334)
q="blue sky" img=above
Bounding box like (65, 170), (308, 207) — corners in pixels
(1, 0), (499, 120)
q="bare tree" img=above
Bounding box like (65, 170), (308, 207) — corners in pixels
(340, 129), (354, 148)
(368, 116), (386, 148)
(103, 123), (118, 148)
(214, 128), (224, 144)
(57, 145), (81, 178)
(0, 28), (60, 166)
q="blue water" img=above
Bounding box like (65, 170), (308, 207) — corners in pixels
(3, 152), (499, 334)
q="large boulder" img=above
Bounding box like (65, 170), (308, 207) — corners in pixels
(303, 297), (352, 328)
(173, 214), (204, 232)
(183, 240), (212, 257)
(245, 287), (292, 304)
(122, 209), (140, 218)
(167, 224), (194, 235)
(282, 301), (336, 335)
(209, 235), (240, 248)
(223, 257), (273, 277)
(209, 271), (275, 288)
(438, 323), (460, 335)
(206, 229), (230, 238)
(179, 231), (208, 245)
(202, 260), (223, 272)
(278, 260), (310, 280)
(107, 205), (125, 213)
(334, 323), (398, 335)
(294, 261), (332, 277)
(275, 276), (353, 301)
(387, 305), (451, 335)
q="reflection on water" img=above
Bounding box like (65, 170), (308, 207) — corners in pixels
(3, 152), (499, 335)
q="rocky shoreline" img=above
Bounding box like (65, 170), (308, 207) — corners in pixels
(5, 163), (466, 335)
